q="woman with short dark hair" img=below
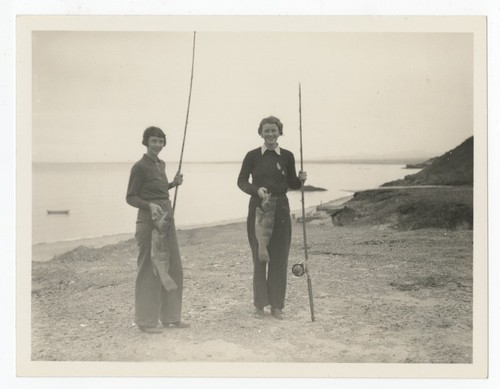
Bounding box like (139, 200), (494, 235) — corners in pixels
(237, 116), (307, 320)
(126, 126), (190, 333)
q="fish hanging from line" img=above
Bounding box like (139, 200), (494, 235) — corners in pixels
(151, 203), (177, 291)
(255, 194), (278, 263)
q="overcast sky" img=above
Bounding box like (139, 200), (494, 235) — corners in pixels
(32, 31), (473, 163)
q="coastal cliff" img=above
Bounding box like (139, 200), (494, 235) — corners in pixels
(314, 136), (474, 230)
(384, 136), (473, 187)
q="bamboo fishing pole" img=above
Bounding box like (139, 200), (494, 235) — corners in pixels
(299, 82), (316, 322)
(172, 31), (197, 214)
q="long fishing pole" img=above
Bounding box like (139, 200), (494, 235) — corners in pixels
(172, 31), (197, 214)
(299, 82), (316, 322)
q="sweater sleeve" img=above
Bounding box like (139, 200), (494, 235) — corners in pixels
(237, 151), (259, 196)
(126, 163), (151, 210)
(286, 151), (302, 190)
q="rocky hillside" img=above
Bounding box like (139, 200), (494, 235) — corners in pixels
(312, 137), (474, 230)
(405, 157), (438, 169)
(319, 187), (473, 230)
(384, 136), (473, 187)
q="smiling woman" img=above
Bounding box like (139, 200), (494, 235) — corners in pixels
(126, 126), (189, 333)
(237, 115), (307, 320)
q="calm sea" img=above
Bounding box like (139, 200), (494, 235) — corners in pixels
(32, 161), (410, 244)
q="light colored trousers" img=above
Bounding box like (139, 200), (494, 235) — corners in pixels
(134, 202), (183, 327)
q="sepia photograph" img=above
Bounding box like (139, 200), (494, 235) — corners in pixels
(14, 14), (489, 379)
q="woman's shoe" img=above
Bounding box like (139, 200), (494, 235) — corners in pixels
(137, 325), (162, 334)
(163, 321), (191, 329)
(271, 308), (284, 320)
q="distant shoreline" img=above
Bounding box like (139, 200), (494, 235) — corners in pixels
(31, 198), (350, 262)
(32, 159), (425, 165)
(32, 218), (248, 262)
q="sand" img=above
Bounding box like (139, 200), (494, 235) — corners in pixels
(32, 233), (135, 262)
(31, 215), (473, 364)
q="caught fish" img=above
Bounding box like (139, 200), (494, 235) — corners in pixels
(151, 203), (177, 291)
(255, 194), (277, 263)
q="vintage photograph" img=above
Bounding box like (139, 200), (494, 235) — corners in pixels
(16, 16), (487, 377)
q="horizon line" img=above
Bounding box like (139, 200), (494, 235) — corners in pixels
(32, 156), (432, 165)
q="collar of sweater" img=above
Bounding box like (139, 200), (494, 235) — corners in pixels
(260, 144), (281, 155)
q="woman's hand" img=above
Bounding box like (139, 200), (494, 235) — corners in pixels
(257, 187), (269, 199)
(298, 171), (307, 182)
(173, 172), (184, 187)
(149, 203), (163, 221)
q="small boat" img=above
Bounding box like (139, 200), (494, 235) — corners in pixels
(47, 210), (70, 215)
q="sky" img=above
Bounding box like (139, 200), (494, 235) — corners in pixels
(32, 31), (474, 163)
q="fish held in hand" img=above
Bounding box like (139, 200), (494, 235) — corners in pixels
(151, 206), (177, 291)
(255, 195), (278, 263)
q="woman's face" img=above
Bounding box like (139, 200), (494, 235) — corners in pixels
(147, 136), (165, 157)
(260, 123), (280, 148)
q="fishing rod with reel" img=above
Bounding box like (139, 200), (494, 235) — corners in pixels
(292, 82), (316, 322)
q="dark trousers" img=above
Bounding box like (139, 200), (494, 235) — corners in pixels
(134, 209), (183, 327)
(247, 195), (292, 310)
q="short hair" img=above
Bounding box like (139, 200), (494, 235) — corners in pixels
(142, 126), (166, 146)
(257, 116), (283, 135)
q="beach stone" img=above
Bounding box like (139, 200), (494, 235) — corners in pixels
(330, 206), (360, 226)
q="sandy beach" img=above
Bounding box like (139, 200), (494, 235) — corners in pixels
(31, 205), (324, 262)
(32, 233), (135, 262)
(31, 204), (473, 363)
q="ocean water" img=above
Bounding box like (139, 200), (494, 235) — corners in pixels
(32, 161), (410, 244)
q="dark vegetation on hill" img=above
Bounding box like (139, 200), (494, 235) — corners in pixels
(325, 187), (473, 230)
(316, 137), (474, 230)
(384, 136), (473, 187)
(405, 157), (438, 169)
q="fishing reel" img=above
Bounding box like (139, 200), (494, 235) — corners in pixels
(292, 263), (306, 277)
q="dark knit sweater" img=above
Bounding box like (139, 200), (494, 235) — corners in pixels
(237, 147), (301, 197)
(126, 154), (175, 210)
